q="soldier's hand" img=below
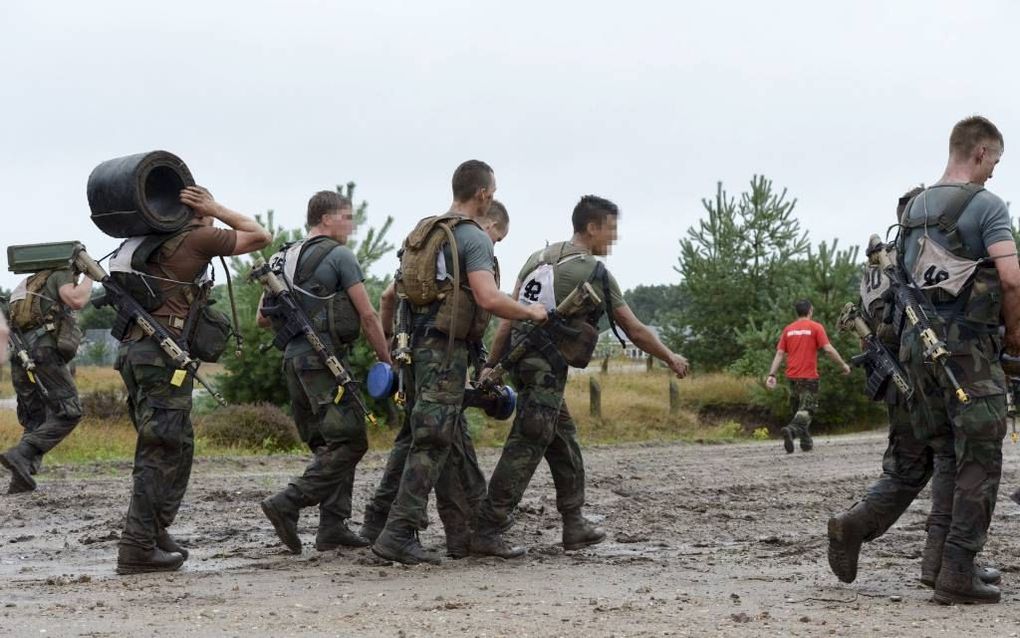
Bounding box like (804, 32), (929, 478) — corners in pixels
(180, 186), (219, 217)
(478, 367), (499, 386)
(668, 354), (689, 378)
(377, 352), (393, 366)
(527, 304), (548, 324)
(765, 374), (778, 390)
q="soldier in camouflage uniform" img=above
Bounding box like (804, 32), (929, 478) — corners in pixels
(0, 266), (92, 494)
(827, 186), (1000, 589)
(868, 116), (1016, 605)
(258, 191), (392, 554)
(361, 201), (510, 558)
(371, 161), (547, 565)
(115, 187), (270, 574)
(471, 195), (689, 558)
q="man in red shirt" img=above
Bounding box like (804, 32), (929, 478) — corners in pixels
(766, 299), (850, 453)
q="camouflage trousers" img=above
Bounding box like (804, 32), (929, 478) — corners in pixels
(900, 323), (1006, 554)
(365, 411), (486, 538)
(785, 378), (818, 450)
(476, 348), (585, 531)
(116, 339), (195, 550)
(848, 396), (938, 541)
(383, 333), (471, 532)
(282, 352), (368, 521)
(9, 343), (83, 463)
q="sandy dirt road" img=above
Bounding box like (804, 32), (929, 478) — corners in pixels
(2, 432), (1020, 637)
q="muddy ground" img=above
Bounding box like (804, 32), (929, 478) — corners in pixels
(2, 432), (1020, 637)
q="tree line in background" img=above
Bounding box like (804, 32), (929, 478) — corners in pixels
(71, 175), (889, 428)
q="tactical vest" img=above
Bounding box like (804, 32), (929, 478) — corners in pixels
(269, 236), (361, 348)
(8, 269), (82, 362)
(516, 241), (624, 367)
(396, 213), (493, 342)
(896, 184), (1002, 329)
(109, 225), (207, 319)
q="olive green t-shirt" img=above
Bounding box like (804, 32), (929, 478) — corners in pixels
(516, 241), (626, 309)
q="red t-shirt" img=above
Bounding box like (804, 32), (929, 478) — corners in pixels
(777, 319), (829, 380)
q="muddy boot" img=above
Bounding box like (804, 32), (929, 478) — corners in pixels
(359, 508), (388, 544)
(562, 509), (606, 551)
(156, 530), (189, 561)
(933, 544), (1001, 605)
(0, 443), (37, 493)
(116, 544), (185, 575)
(826, 502), (877, 583)
(800, 433), (813, 452)
(470, 528), (525, 559)
(315, 517), (371, 551)
(261, 486), (303, 554)
(780, 427), (794, 454)
(372, 526), (442, 565)
(921, 528), (1000, 587)
(445, 529), (473, 559)
(499, 511), (517, 534)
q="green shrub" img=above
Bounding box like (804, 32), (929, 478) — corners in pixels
(196, 402), (301, 453)
(81, 389), (129, 421)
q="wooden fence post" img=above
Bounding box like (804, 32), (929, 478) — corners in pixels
(589, 376), (602, 419)
(669, 378), (680, 416)
(600, 354), (609, 374)
(646, 354), (654, 372)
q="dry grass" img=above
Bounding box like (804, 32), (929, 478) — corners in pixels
(0, 368), (767, 465)
(0, 364), (124, 399)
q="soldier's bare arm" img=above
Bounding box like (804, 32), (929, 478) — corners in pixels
(179, 186), (272, 254)
(347, 282), (393, 365)
(0, 311), (8, 360)
(379, 282), (397, 340)
(612, 304), (689, 378)
(821, 344), (852, 374)
(990, 240), (1020, 355)
(766, 351), (786, 388)
(57, 275), (94, 310)
(483, 280), (522, 368)
(467, 270), (547, 323)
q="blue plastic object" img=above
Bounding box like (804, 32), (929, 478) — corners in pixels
(366, 362), (398, 399)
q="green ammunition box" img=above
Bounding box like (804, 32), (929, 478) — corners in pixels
(7, 241), (84, 274)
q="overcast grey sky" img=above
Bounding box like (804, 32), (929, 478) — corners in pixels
(1, 0), (1017, 295)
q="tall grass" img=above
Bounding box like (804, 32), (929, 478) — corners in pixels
(0, 366), (776, 465)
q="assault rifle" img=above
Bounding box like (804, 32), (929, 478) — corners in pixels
(479, 281), (602, 392)
(74, 248), (225, 405)
(250, 258), (375, 424)
(0, 299), (49, 398)
(867, 235), (969, 404)
(391, 292), (412, 406)
(838, 302), (912, 402)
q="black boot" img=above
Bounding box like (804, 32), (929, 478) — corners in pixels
(827, 502), (878, 583)
(445, 529), (473, 559)
(0, 443), (37, 493)
(921, 528), (1000, 587)
(470, 528), (525, 559)
(315, 517), (371, 551)
(261, 487), (303, 554)
(360, 507), (388, 544)
(157, 530), (189, 561)
(372, 526), (442, 565)
(116, 544), (185, 575)
(562, 509), (606, 551)
(780, 427), (794, 454)
(933, 544), (1001, 605)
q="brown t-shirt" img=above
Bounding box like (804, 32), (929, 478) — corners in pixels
(150, 226), (237, 331)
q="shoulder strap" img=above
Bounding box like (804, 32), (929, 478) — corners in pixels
(295, 236), (341, 286)
(588, 261), (626, 348)
(937, 184), (984, 256)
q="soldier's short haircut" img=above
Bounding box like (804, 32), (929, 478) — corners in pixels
(794, 299), (812, 318)
(572, 195), (619, 234)
(482, 199), (509, 232)
(949, 116), (1004, 158)
(452, 160), (494, 202)
(307, 191), (352, 227)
